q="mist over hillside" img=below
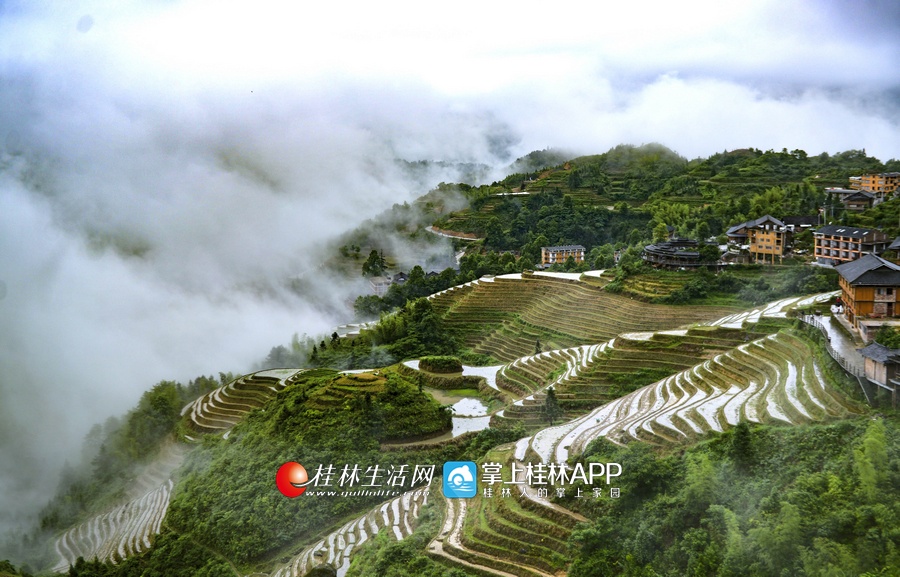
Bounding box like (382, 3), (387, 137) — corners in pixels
(2, 0), (900, 544)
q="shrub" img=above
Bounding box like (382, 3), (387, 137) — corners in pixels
(419, 356), (463, 373)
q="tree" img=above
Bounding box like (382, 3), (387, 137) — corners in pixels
(535, 338), (542, 355)
(652, 222), (669, 242)
(362, 249), (386, 277)
(874, 326), (900, 349)
(542, 386), (564, 425)
(484, 216), (507, 250)
(695, 221), (710, 241)
(698, 243), (721, 263)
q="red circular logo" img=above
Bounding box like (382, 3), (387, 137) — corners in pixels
(276, 462), (309, 498)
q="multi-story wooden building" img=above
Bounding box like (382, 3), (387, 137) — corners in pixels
(726, 215), (791, 263)
(814, 224), (890, 266)
(746, 215), (788, 263)
(726, 215), (789, 263)
(835, 254), (900, 328)
(540, 244), (585, 266)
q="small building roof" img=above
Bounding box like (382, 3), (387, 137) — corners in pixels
(858, 342), (900, 364)
(782, 215), (818, 227)
(889, 237), (900, 251)
(843, 191), (875, 201)
(542, 244), (585, 251)
(835, 254), (900, 285)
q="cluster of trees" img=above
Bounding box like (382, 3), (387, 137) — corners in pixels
(367, 299), (458, 360)
(355, 266), (458, 317)
(418, 356), (462, 374)
(458, 189), (651, 255)
(565, 417), (900, 576)
(266, 297), (460, 374)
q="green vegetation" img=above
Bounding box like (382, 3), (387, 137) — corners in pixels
(0, 560), (31, 577)
(612, 266), (839, 306)
(564, 417), (900, 576)
(875, 326), (900, 349)
(344, 502), (468, 577)
(419, 356), (463, 374)
(361, 249), (387, 277)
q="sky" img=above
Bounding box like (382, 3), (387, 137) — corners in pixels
(1, 0), (899, 539)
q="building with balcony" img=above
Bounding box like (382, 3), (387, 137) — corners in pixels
(540, 244), (585, 266)
(813, 224), (890, 266)
(836, 254), (900, 331)
(726, 215), (790, 263)
(852, 172), (900, 197)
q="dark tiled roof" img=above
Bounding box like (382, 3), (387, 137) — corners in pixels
(835, 254), (900, 285)
(814, 224), (881, 238)
(858, 342), (900, 364)
(726, 215), (784, 235)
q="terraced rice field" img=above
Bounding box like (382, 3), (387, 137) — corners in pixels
(512, 330), (858, 465)
(181, 368), (305, 436)
(494, 341), (614, 430)
(271, 488), (431, 577)
(53, 480), (173, 571)
(431, 273), (739, 362)
(261, 291), (850, 577)
(428, 448), (586, 577)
